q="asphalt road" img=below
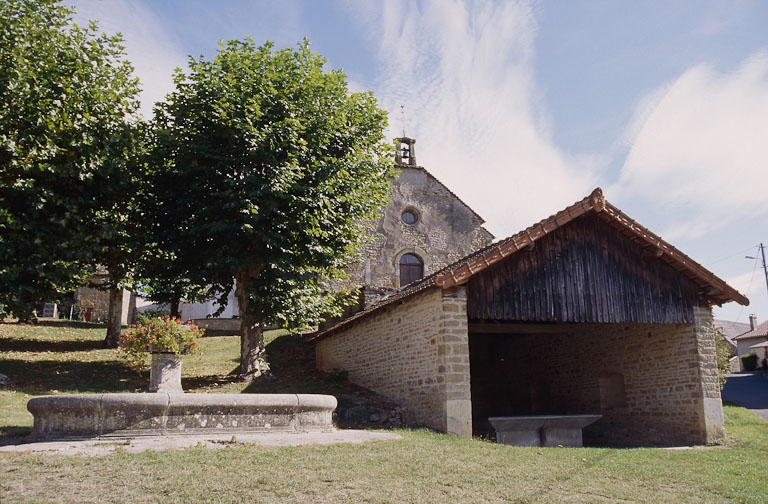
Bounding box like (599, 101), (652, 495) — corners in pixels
(721, 372), (768, 422)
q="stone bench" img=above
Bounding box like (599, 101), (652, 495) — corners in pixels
(27, 393), (337, 440)
(488, 414), (602, 447)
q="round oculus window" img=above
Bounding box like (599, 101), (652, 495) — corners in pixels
(401, 210), (418, 225)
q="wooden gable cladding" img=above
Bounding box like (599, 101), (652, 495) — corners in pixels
(466, 214), (701, 324)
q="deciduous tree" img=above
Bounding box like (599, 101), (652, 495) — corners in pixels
(0, 0), (143, 345)
(148, 38), (391, 378)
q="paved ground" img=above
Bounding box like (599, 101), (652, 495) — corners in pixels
(0, 429), (402, 456)
(721, 372), (768, 422)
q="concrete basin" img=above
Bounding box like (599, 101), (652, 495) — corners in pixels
(488, 414), (602, 447)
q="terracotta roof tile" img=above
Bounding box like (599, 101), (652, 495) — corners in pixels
(734, 320), (768, 340)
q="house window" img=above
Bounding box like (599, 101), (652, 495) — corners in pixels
(399, 253), (423, 286)
(401, 210), (418, 225)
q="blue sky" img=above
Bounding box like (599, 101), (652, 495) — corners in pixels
(69, 0), (768, 324)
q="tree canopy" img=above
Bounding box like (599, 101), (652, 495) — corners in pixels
(145, 38), (392, 377)
(0, 0), (143, 330)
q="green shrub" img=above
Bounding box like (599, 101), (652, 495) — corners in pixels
(715, 329), (732, 388)
(741, 353), (758, 372)
(136, 305), (171, 325)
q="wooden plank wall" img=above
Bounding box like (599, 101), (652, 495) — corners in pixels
(466, 214), (700, 324)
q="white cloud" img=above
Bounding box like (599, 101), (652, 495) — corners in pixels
(355, 0), (596, 238)
(714, 267), (768, 323)
(69, 0), (187, 117)
(611, 50), (768, 241)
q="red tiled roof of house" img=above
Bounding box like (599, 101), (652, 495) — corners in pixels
(734, 320), (768, 340)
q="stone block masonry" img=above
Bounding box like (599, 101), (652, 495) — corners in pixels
(316, 286), (472, 437)
(316, 285), (724, 445)
(693, 305), (726, 442)
(470, 309), (724, 446)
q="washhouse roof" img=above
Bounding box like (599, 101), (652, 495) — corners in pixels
(311, 188), (749, 341)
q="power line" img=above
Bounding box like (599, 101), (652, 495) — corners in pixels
(707, 245), (764, 266)
(746, 243), (768, 299)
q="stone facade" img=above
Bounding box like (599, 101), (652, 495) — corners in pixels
(317, 292), (724, 445)
(74, 278), (134, 325)
(470, 307), (723, 446)
(316, 286), (472, 437)
(345, 137), (492, 305)
(186, 136), (492, 317)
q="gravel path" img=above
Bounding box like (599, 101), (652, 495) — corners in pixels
(0, 429), (402, 456)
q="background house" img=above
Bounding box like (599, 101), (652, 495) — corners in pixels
(734, 316), (768, 370)
(715, 318), (750, 350)
(714, 318), (750, 372)
(312, 188), (748, 447)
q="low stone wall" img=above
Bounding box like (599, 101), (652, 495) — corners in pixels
(27, 393), (337, 440)
(189, 318), (241, 332)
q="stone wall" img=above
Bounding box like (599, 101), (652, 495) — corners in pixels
(470, 312), (724, 446)
(75, 285), (110, 322)
(74, 286), (134, 325)
(693, 306), (726, 442)
(318, 287), (724, 445)
(345, 166), (493, 294)
(315, 286), (472, 437)
(189, 318), (241, 332)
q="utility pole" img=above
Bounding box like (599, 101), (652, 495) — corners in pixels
(746, 243), (768, 298)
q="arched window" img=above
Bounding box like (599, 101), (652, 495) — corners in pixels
(399, 253), (423, 286)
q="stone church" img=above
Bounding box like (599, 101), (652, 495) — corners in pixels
(345, 137), (494, 307)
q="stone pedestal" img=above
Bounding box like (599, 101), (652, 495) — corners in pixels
(149, 353), (183, 393)
(488, 415), (602, 447)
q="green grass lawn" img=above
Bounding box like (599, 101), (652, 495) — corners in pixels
(1, 320), (768, 503)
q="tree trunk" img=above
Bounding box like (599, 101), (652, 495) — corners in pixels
(169, 297), (180, 318)
(235, 266), (267, 379)
(103, 287), (124, 348)
(239, 311), (265, 378)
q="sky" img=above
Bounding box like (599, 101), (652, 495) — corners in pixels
(68, 0), (768, 324)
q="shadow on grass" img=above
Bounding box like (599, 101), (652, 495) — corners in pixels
(182, 367), (241, 390)
(34, 320), (107, 329)
(0, 338), (105, 353)
(202, 330), (240, 337)
(0, 426), (32, 440)
(241, 332), (331, 395)
(0, 359), (146, 395)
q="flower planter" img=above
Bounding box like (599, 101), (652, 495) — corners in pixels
(118, 317), (201, 392)
(148, 352), (183, 393)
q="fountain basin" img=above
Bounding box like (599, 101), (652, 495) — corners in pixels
(27, 393), (337, 440)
